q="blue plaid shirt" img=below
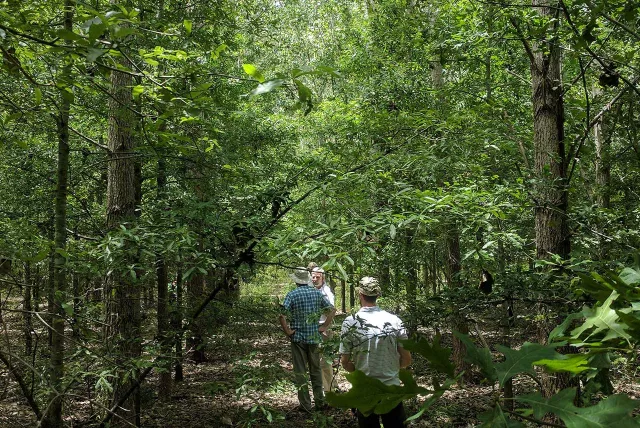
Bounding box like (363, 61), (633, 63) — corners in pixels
(282, 284), (333, 344)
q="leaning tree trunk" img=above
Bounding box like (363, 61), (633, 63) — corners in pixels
(41, 2), (74, 426)
(105, 26), (141, 425)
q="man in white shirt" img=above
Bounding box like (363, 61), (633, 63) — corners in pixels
(339, 276), (411, 428)
(311, 267), (337, 393)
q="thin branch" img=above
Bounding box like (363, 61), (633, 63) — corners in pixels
(585, 1), (640, 41)
(0, 24), (61, 47)
(99, 366), (154, 427)
(567, 77), (637, 184)
(508, 16), (537, 71)
(559, 0), (640, 99)
(0, 349), (42, 419)
(503, 406), (565, 427)
(69, 126), (109, 151)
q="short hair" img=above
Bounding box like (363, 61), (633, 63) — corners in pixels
(361, 294), (377, 304)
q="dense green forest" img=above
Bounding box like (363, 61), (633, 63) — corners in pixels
(0, 0), (639, 426)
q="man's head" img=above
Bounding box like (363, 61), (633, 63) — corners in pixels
(311, 267), (325, 288)
(357, 276), (381, 304)
(290, 267), (310, 285)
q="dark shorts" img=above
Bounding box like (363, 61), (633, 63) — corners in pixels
(356, 402), (405, 428)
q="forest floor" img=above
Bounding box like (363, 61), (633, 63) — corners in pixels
(1, 295), (639, 427)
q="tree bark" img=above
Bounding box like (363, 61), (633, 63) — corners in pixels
(105, 17), (141, 424)
(41, 2), (74, 426)
(156, 155), (172, 400)
(529, 0), (570, 261)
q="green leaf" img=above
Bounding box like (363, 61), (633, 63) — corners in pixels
(132, 85), (144, 99)
(495, 342), (563, 386)
(326, 370), (430, 416)
(549, 312), (583, 342)
(86, 48), (107, 62)
(88, 23), (107, 41)
(619, 268), (640, 286)
(571, 291), (632, 345)
(517, 388), (640, 427)
(478, 405), (524, 427)
(243, 79), (284, 97)
(534, 353), (590, 374)
(34, 87), (42, 106)
(453, 332), (497, 382)
(400, 336), (454, 377)
(242, 63), (265, 83)
(57, 29), (83, 42)
(183, 19), (192, 36)
(61, 302), (74, 317)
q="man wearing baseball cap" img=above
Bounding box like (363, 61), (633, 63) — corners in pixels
(279, 267), (335, 412)
(339, 276), (411, 427)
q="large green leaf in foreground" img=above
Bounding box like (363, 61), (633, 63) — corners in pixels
(518, 388), (640, 428)
(326, 370), (430, 416)
(400, 335), (455, 377)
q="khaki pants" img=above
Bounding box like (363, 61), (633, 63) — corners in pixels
(320, 329), (337, 392)
(291, 341), (324, 411)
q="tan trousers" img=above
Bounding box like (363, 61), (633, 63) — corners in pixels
(320, 329), (337, 392)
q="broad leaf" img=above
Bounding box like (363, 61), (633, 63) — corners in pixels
(242, 63), (265, 83)
(571, 291), (632, 346)
(534, 353), (590, 374)
(518, 388), (640, 428)
(400, 335), (454, 377)
(326, 370), (430, 416)
(243, 79), (284, 97)
(453, 332), (497, 382)
(495, 342), (564, 386)
(478, 405), (524, 427)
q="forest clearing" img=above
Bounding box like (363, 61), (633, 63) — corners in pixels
(1, 0), (640, 426)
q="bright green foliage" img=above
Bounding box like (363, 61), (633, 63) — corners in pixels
(517, 388), (640, 428)
(495, 342), (572, 386)
(325, 369), (430, 416)
(400, 335), (454, 377)
(571, 291), (633, 345)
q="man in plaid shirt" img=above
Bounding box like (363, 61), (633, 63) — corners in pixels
(279, 267), (335, 412)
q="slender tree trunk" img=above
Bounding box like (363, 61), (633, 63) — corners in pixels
(156, 155), (171, 400)
(42, 3), (74, 426)
(340, 278), (346, 313)
(23, 262), (33, 357)
(172, 268), (184, 382)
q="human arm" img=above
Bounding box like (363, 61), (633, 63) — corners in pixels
(340, 354), (356, 372)
(398, 346), (412, 369)
(319, 307), (336, 333)
(278, 314), (295, 338)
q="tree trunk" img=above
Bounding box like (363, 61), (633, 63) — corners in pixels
(527, 0), (572, 398)
(171, 268), (184, 382)
(340, 278), (346, 313)
(41, 3), (73, 426)
(156, 155), (172, 400)
(105, 22), (141, 424)
(530, 0), (570, 261)
(23, 262), (33, 357)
